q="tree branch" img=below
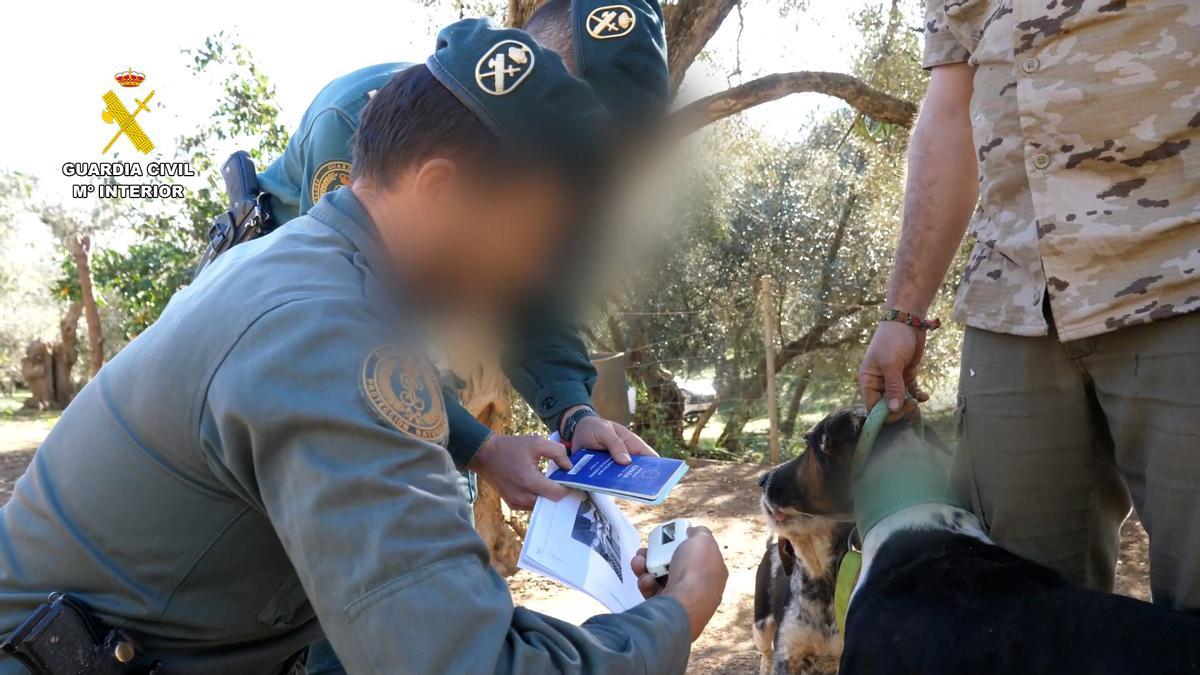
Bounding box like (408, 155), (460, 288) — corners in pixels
(506, 0), (543, 27)
(670, 71), (917, 135)
(814, 334), (857, 351)
(814, 192), (857, 321)
(663, 0), (738, 92)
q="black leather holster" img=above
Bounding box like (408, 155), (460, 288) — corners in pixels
(194, 150), (274, 278)
(1, 593), (152, 675)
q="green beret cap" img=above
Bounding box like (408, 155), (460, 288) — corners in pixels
(427, 18), (608, 171)
(572, 0), (669, 123)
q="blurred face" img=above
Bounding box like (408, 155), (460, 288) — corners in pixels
(365, 157), (574, 317)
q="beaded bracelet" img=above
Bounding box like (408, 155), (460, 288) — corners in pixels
(881, 308), (942, 331)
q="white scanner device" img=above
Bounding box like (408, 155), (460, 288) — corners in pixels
(646, 518), (690, 578)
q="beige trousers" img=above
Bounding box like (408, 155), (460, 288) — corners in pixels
(955, 310), (1200, 609)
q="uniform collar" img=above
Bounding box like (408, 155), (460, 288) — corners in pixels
(308, 187), (411, 310)
(311, 186), (383, 260)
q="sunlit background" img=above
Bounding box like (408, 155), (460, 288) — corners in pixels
(2, 0), (896, 182)
(0, 0), (952, 463)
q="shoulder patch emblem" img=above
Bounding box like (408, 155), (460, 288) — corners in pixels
(586, 5), (636, 40)
(475, 40), (535, 96)
(361, 346), (448, 443)
(310, 160), (352, 205)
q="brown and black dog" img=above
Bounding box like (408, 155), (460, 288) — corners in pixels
(753, 411), (856, 675)
(758, 407), (1200, 675)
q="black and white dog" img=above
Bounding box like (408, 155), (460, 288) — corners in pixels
(754, 421), (854, 674)
(759, 407), (1200, 675)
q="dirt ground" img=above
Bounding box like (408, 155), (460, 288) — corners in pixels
(0, 440), (1151, 674)
(0, 449), (34, 505)
(0, 413), (54, 504)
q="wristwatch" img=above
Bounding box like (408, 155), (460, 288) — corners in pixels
(560, 407), (599, 444)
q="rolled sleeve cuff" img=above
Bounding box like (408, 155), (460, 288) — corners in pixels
(445, 400), (493, 470)
(585, 596), (692, 674)
(922, 32), (969, 69)
(533, 381), (594, 433)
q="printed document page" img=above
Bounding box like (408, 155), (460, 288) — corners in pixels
(518, 489), (645, 612)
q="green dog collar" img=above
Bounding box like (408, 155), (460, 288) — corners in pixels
(835, 402), (959, 633)
(853, 460), (958, 535)
(851, 401), (958, 536)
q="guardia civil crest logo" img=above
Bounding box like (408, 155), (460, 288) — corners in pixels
(475, 40), (535, 96)
(361, 346), (448, 443)
(311, 160), (351, 204)
(101, 68), (156, 155)
(586, 5), (636, 40)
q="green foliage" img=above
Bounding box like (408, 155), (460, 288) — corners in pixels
(420, 0), (505, 18)
(0, 172), (35, 230)
(0, 173), (37, 306)
(95, 34), (289, 338)
(630, 379), (686, 459)
(507, 387), (549, 436)
(182, 35), (290, 166)
(597, 1), (961, 456)
(93, 245), (195, 338)
(0, 171), (55, 375)
(52, 255), (79, 304)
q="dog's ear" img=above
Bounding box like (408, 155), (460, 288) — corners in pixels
(777, 537), (797, 577)
(818, 407), (865, 458)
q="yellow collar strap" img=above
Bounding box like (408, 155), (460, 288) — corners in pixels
(834, 547), (862, 635)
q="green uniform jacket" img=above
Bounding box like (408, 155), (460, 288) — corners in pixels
(258, 63), (598, 466)
(0, 188), (689, 674)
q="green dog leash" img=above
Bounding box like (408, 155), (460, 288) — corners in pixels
(834, 401), (891, 636)
(834, 401), (953, 635)
(850, 399), (899, 475)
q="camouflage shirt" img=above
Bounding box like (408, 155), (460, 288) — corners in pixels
(924, 0), (1200, 341)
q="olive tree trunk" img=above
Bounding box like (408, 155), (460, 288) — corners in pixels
(68, 233), (104, 377)
(21, 302), (81, 410)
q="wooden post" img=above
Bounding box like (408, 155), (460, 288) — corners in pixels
(760, 276), (781, 465)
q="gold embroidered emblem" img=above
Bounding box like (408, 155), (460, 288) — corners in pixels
(361, 346), (447, 443)
(310, 160), (352, 205)
(586, 5), (636, 40)
(475, 40), (535, 96)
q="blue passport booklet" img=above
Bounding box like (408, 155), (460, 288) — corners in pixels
(548, 449), (689, 504)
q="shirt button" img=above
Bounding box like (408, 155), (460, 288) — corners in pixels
(1033, 153), (1051, 170)
(1021, 57), (1040, 74)
(543, 396), (556, 410)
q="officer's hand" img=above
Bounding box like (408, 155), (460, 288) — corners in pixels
(631, 547), (665, 599)
(470, 434), (572, 510)
(569, 414), (657, 464)
(857, 321), (929, 422)
(652, 526), (727, 642)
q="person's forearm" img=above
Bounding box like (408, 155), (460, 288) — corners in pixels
(501, 305), (597, 432)
(889, 64), (979, 316)
(444, 388), (492, 469)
